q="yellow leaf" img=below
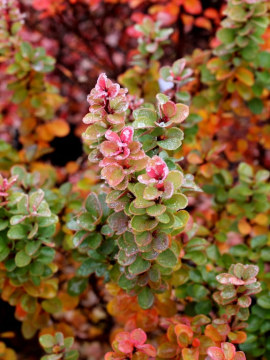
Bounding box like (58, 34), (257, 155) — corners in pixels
(235, 67), (254, 86)
(253, 213), (269, 226)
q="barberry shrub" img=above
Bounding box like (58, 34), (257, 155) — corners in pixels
(0, 0), (269, 359)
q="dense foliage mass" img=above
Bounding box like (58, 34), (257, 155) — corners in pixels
(0, 0), (270, 359)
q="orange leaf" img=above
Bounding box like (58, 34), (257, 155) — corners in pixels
(205, 325), (224, 342)
(66, 161), (79, 174)
(36, 124), (54, 142)
(47, 119), (70, 137)
(183, 0), (202, 15)
(228, 331), (247, 344)
(204, 8), (219, 20)
(187, 152), (203, 165)
(237, 139), (248, 153)
(238, 219), (251, 235)
(194, 17), (212, 31)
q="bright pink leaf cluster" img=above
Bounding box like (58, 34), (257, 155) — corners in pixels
(105, 328), (156, 360)
(138, 155), (169, 189)
(84, 73), (129, 126)
(100, 127), (147, 189)
(207, 342), (246, 360)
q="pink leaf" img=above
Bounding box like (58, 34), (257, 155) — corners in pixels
(216, 274), (245, 286)
(221, 342), (236, 360)
(162, 101), (176, 118)
(207, 347), (225, 360)
(118, 340), (133, 354)
(105, 130), (121, 143)
(96, 73), (107, 91)
(130, 328), (147, 347)
(137, 344), (157, 357)
(115, 147), (130, 160)
(235, 352), (246, 360)
(120, 127), (134, 144)
(146, 156), (169, 182)
(170, 103), (189, 124)
(100, 141), (121, 157)
(108, 83), (120, 98)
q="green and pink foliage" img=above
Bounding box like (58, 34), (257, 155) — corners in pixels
(39, 332), (79, 360)
(214, 264), (261, 308)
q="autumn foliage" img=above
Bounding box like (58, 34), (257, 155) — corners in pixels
(0, 0), (270, 359)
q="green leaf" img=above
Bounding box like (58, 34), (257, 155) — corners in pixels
(156, 93), (170, 104)
(76, 259), (100, 277)
(12, 88), (28, 104)
(251, 235), (267, 249)
(37, 247), (55, 264)
(85, 193), (102, 223)
(39, 334), (55, 348)
(163, 193), (188, 211)
(133, 108), (157, 128)
(146, 204), (166, 217)
(20, 42), (33, 58)
(65, 350), (79, 360)
(156, 249), (177, 268)
(195, 300), (212, 315)
(258, 51), (270, 68)
(15, 250), (31, 267)
(118, 274), (137, 290)
(175, 91), (190, 103)
(157, 127), (184, 150)
(258, 294), (270, 309)
(118, 232), (138, 256)
(135, 232), (152, 247)
(160, 66), (171, 81)
(6, 63), (20, 75)
(7, 224), (28, 239)
(84, 233), (102, 250)
(25, 240), (41, 256)
(29, 189), (44, 209)
(261, 248), (270, 261)
(138, 287), (154, 309)
(78, 213), (96, 231)
(184, 251), (207, 265)
(165, 170), (183, 189)
(21, 294), (37, 313)
(238, 162), (253, 180)
(130, 215), (158, 232)
(187, 284), (209, 300)
(68, 278), (88, 296)
(217, 28), (235, 44)
(30, 262), (44, 276)
(128, 256), (150, 275)
(247, 98), (263, 114)
(42, 298), (62, 314)
(143, 185), (161, 200)
(229, 244), (249, 257)
(0, 246), (10, 262)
